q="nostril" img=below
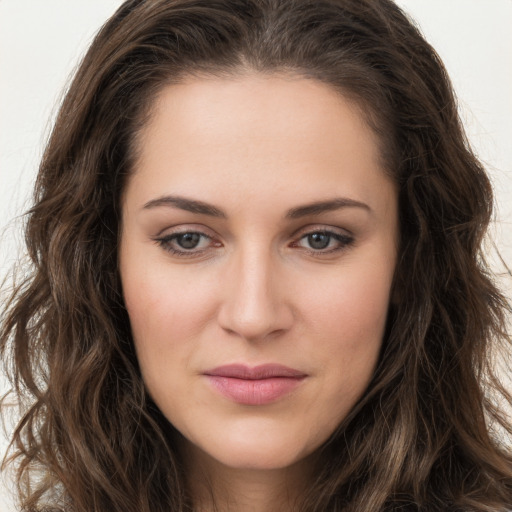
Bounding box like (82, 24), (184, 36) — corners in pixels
(217, 298), (294, 342)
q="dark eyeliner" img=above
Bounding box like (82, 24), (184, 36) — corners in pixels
(294, 230), (355, 255)
(153, 230), (213, 257)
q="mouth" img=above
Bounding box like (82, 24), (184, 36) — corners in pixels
(203, 364), (308, 405)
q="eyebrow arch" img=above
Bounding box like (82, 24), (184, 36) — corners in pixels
(143, 195), (227, 218)
(285, 198), (371, 219)
(142, 195), (371, 219)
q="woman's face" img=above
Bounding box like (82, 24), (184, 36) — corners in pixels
(120, 74), (398, 473)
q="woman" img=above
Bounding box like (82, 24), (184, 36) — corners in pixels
(1, 0), (511, 510)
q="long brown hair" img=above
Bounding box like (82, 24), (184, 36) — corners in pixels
(2, 0), (511, 510)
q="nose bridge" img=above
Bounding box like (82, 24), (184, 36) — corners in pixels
(218, 241), (291, 340)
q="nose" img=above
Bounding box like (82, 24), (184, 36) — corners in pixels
(217, 246), (294, 341)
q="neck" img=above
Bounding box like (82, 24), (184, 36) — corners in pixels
(184, 448), (315, 512)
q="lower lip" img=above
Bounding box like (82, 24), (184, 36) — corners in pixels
(205, 376), (305, 405)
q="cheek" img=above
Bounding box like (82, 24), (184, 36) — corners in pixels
(121, 266), (220, 419)
(302, 258), (392, 344)
(298, 255), (393, 396)
(120, 257), (219, 367)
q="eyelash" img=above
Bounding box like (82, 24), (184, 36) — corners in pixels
(291, 231), (354, 254)
(153, 228), (354, 258)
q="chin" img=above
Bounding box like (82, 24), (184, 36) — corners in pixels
(185, 419), (321, 472)
(216, 445), (303, 471)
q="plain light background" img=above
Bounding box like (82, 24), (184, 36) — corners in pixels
(1, 1), (511, 509)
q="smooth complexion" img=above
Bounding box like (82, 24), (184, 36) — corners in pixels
(119, 73), (398, 511)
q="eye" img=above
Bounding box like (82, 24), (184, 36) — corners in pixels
(173, 232), (205, 249)
(294, 230), (354, 254)
(154, 230), (218, 256)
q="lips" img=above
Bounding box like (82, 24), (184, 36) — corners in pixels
(203, 364), (307, 405)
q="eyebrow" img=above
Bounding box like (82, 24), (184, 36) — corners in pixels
(285, 197), (371, 219)
(142, 195), (371, 219)
(143, 195), (227, 217)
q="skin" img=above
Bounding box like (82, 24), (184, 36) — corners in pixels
(119, 73), (399, 511)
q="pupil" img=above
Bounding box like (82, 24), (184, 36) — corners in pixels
(308, 233), (330, 249)
(178, 233), (200, 249)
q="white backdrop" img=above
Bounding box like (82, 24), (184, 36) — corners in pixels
(1, 1), (511, 509)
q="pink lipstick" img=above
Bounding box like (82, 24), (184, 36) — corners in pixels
(203, 364), (307, 405)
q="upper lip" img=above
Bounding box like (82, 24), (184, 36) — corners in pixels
(203, 364), (307, 380)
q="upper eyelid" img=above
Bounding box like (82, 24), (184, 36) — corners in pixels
(159, 231), (212, 242)
(292, 230), (353, 248)
(155, 224), (217, 238)
(292, 224), (353, 239)
(154, 230), (214, 255)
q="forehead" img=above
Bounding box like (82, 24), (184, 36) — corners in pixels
(125, 73), (395, 219)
